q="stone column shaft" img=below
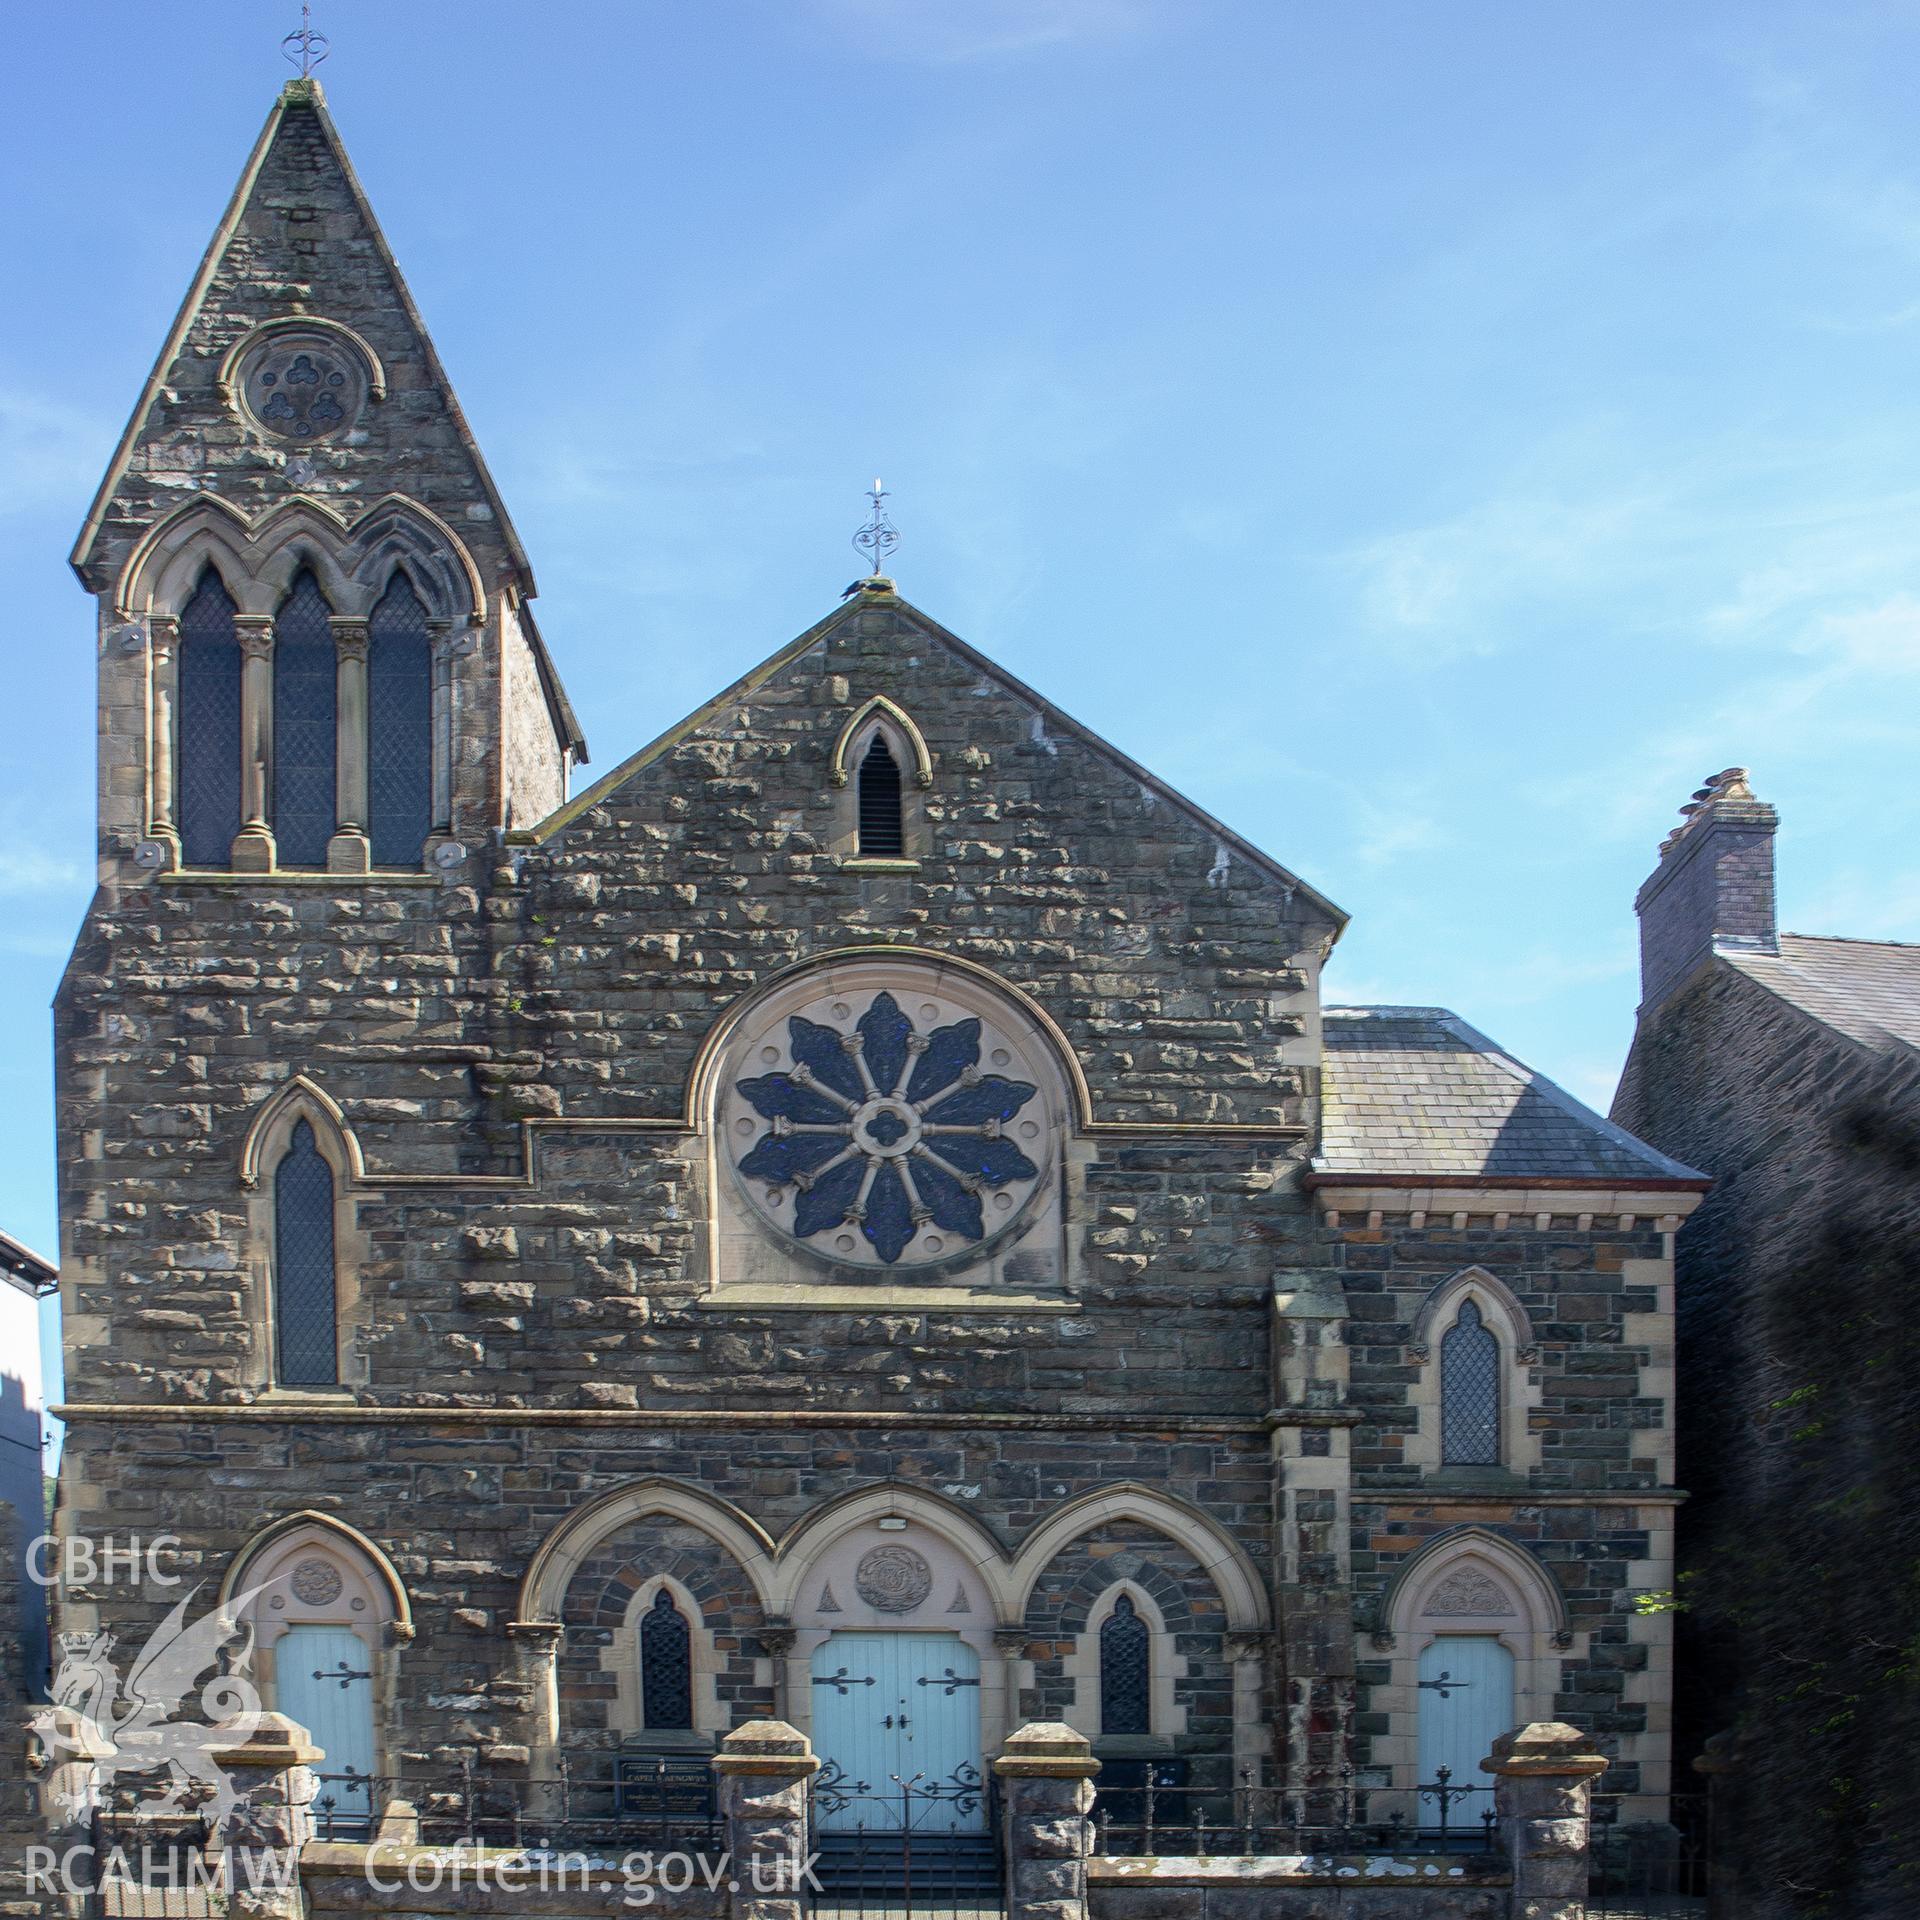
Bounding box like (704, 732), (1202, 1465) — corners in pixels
(147, 615), (180, 843)
(328, 617), (372, 872)
(231, 615), (276, 871)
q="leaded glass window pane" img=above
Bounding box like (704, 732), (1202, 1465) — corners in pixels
(272, 570), (337, 866)
(177, 571), (242, 868)
(1441, 1299), (1501, 1466)
(858, 737), (904, 857)
(1099, 1591), (1150, 1736)
(368, 574), (433, 866)
(640, 1588), (694, 1730)
(274, 1120), (338, 1387)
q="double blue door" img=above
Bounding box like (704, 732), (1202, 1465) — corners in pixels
(277, 1626), (376, 1831)
(811, 1633), (984, 1834)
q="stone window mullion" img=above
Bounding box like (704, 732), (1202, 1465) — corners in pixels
(231, 614), (277, 871)
(329, 616), (371, 873)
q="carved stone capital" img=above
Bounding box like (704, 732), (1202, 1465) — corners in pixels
(994, 1628), (1031, 1656)
(234, 614), (275, 659)
(330, 617), (370, 660)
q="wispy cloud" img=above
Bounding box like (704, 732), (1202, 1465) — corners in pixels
(0, 389), (110, 518)
(0, 847), (87, 896)
(1339, 484), (1674, 657)
(816, 0), (1164, 63)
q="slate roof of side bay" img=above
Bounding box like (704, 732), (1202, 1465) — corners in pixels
(1317, 1006), (1708, 1184)
(1721, 933), (1920, 1055)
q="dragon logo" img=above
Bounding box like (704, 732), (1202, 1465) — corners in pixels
(32, 1585), (271, 1830)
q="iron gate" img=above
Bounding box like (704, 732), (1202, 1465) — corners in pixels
(809, 1763), (1005, 1919)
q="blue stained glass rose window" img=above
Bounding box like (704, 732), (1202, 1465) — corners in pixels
(731, 988), (1047, 1266)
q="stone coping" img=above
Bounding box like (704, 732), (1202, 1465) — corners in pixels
(1088, 1855), (1511, 1888)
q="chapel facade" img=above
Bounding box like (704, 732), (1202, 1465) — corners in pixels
(50, 79), (1704, 1841)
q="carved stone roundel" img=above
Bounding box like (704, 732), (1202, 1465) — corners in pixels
(234, 331), (368, 444)
(290, 1557), (344, 1606)
(855, 1545), (933, 1613)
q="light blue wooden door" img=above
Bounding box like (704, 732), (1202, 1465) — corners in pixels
(1416, 1636), (1512, 1830)
(811, 1633), (983, 1834)
(277, 1627), (376, 1830)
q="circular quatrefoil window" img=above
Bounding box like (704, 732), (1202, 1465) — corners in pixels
(718, 963), (1061, 1273)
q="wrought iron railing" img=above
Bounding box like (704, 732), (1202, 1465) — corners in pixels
(1091, 1766), (1501, 1857)
(310, 1750), (723, 1853)
(1585, 1792), (1711, 1916)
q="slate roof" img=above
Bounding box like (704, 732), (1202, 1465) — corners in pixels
(1721, 934), (1920, 1055)
(1317, 1006), (1707, 1184)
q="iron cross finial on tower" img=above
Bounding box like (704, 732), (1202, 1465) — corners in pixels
(852, 478), (899, 586)
(282, 2), (331, 77)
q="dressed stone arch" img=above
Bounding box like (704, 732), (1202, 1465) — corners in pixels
(767, 1483), (1018, 1769)
(222, 1511), (411, 1830)
(1008, 1484), (1270, 1632)
(120, 496), (359, 619)
(339, 495), (487, 628)
(829, 695), (934, 789)
(1407, 1266), (1544, 1478)
(1375, 1527), (1574, 1797)
(768, 1482), (1018, 1621)
(513, 1480), (778, 1765)
(1411, 1267), (1536, 1363)
(516, 1478), (778, 1624)
(1011, 1482), (1271, 1773)
(240, 1074), (366, 1189)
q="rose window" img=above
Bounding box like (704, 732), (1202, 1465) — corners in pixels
(729, 988), (1049, 1267)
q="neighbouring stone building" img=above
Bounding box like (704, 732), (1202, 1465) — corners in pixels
(1613, 771), (1920, 1916)
(49, 76), (1707, 1864)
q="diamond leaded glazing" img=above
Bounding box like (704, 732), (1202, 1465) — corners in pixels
(274, 1119), (338, 1387)
(1100, 1593), (1151, 1735)
(368, 573), (433, 865)
(639, 1589), (694, 1730)
(732, 990), (1042, 1266)
(272, 570), (338, 866)
(1440, 1298), (1501, 1466)
(177, 570), (243, 868)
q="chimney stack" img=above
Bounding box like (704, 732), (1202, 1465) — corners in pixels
(1633, 768), (1778, 1010)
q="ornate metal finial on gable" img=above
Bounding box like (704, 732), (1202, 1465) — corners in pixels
(282, 2), (331, 78)
(851, 478), (899, 589)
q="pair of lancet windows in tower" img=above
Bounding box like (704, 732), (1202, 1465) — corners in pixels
(176, 566), (433, 869)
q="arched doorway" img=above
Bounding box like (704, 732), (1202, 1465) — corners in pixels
(223, 1516), (409, 1836)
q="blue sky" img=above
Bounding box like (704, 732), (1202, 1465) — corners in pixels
(4, 1), (1917, 1400)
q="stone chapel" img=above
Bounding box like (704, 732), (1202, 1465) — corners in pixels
(50, 79), (1706, 1844)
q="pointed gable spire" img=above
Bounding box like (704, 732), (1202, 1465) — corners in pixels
(71, 79), (534, 596)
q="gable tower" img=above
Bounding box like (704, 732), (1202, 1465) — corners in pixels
(72, 77), (582, 883)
